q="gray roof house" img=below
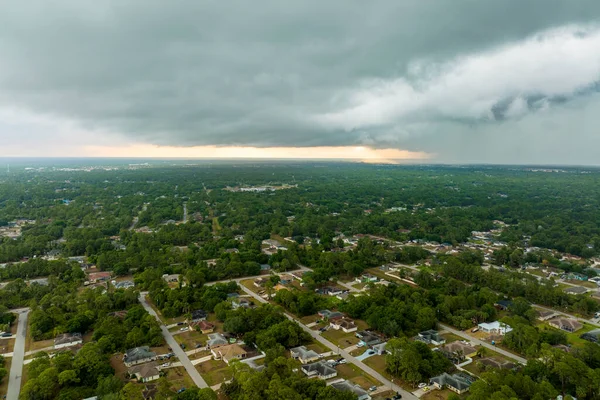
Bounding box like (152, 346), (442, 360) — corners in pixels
(301, 362), (337, 379)
(290, 346), (320, 364)
(356, 331), (382, 346)
(417, 330), (446, 346)
(207, 333), (228, 349)
(124, 346), (157, 367)
(54, 333), (83, 349)
(430, 373), (473, 394)
(331, 380), (371, 400)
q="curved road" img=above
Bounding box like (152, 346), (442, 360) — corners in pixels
(7, 308), (29, 400)
(138, 293), (208, 388)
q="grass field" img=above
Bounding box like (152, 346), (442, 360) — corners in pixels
(335, 363), (381, 388)
(165, 366), (195, 392)
(422, 388), (467, 400)
(537, 321), (597, 348)
(321, 329), (360, 347)
(196, 359), (233, 386)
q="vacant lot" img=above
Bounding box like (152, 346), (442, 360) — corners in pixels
(321, 329), (360, 347)
(165, 366), (195, 392)
(336, 363), (381, 388)
(196, 359), (233, 386)
(422, 388), (467, 400)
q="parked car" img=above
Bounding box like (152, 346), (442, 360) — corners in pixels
(195, 343), (203, 348)
(180, 343), (186, 349)
(319, 327), (327, 332)
(177, 388), (186, 394)
(356, 342), (365, 347)
(180, 327), (189, 331)
(160, 362), (170, 368)
(418, 383), (427, 389)
(338, 359), (346, 364)
(369, 386), (377, 391)
(471, 327), (479, 333)
(0, 333), (11, 337)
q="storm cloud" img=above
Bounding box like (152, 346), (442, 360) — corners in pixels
(1, 0), (600, 163)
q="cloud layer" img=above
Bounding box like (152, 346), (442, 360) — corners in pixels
(1, 1), (600, 163)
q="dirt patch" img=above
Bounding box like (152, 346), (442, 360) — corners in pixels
(110, 354), (129, 380)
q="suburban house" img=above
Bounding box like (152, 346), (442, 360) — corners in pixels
(417, 330), (446, 346)
(254, 277), (268, 287)
(128, 361), (160, 383)
(211, 343), (247, 364)
(581, 329), (600, 343)
(537, 310), (560, 321)
(549, 318), (583, 332)
(317, 310), (344, 320)
(89, 271), (111, 283)
(315, 286), (343, 296)
(355, 274), (378, 283)
(301, 362), (337, 379)
(190, 320), (215, 334)
(564, 286), (588, 295)
(188, 309), (207, 323)
(114, 280), (134, 289)
(260, 264), (271, 271)
(441, 342), (478, 363)
(330, 318), (357, 333)
(54, 333), (83, 349)
(232, 298), (252, 309)
(494, 300), (513, 311)
(356, 331), (382, 346)
(477, 321), (513, 335)
(28, 277), (49, 286)
(430, 373), (473, 394)
(371, 342), (389, 355)
(290, 346), (321, 364)
(124, 346), (157, 367)
(331, 380), (371, 400)
(162, 274), (181, 283)
(279, 274), (293, 284)
(207, 333), (229, 349)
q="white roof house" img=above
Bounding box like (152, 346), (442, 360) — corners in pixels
(478, 321), (513, 335)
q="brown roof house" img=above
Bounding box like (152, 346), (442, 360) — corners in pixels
(330, 318), (357, 333)
(211, 343), (247, 364)
(190, 320), (215, 334)
(549, 318), (583, 333)
(441, 342), (477, 363)
(128, 361), (160, 383)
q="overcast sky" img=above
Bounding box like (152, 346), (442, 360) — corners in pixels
(1, 1), (600, 164)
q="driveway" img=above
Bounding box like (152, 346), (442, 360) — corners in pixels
(138, 293), (208, 388)
(7, 308), (29, 400)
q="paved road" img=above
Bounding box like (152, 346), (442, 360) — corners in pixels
(138, 293), (208, 388)
(183, 202), (188, 223)
(7, 309), (30, 400)
(438, 323), (527, 364)
(239, 285), (416, 399)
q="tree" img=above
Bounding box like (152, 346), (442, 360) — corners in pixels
(97, 375), (124, 397)
(121, 382), (144, 400)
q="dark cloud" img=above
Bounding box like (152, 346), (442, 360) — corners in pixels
(1, 1), (600, 162)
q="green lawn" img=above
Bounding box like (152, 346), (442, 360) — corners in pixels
(321, 329), (360, 347)
(335, 363), (381, 387)
(196, 359), (233, 386)
(537, 322), (597, 348)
